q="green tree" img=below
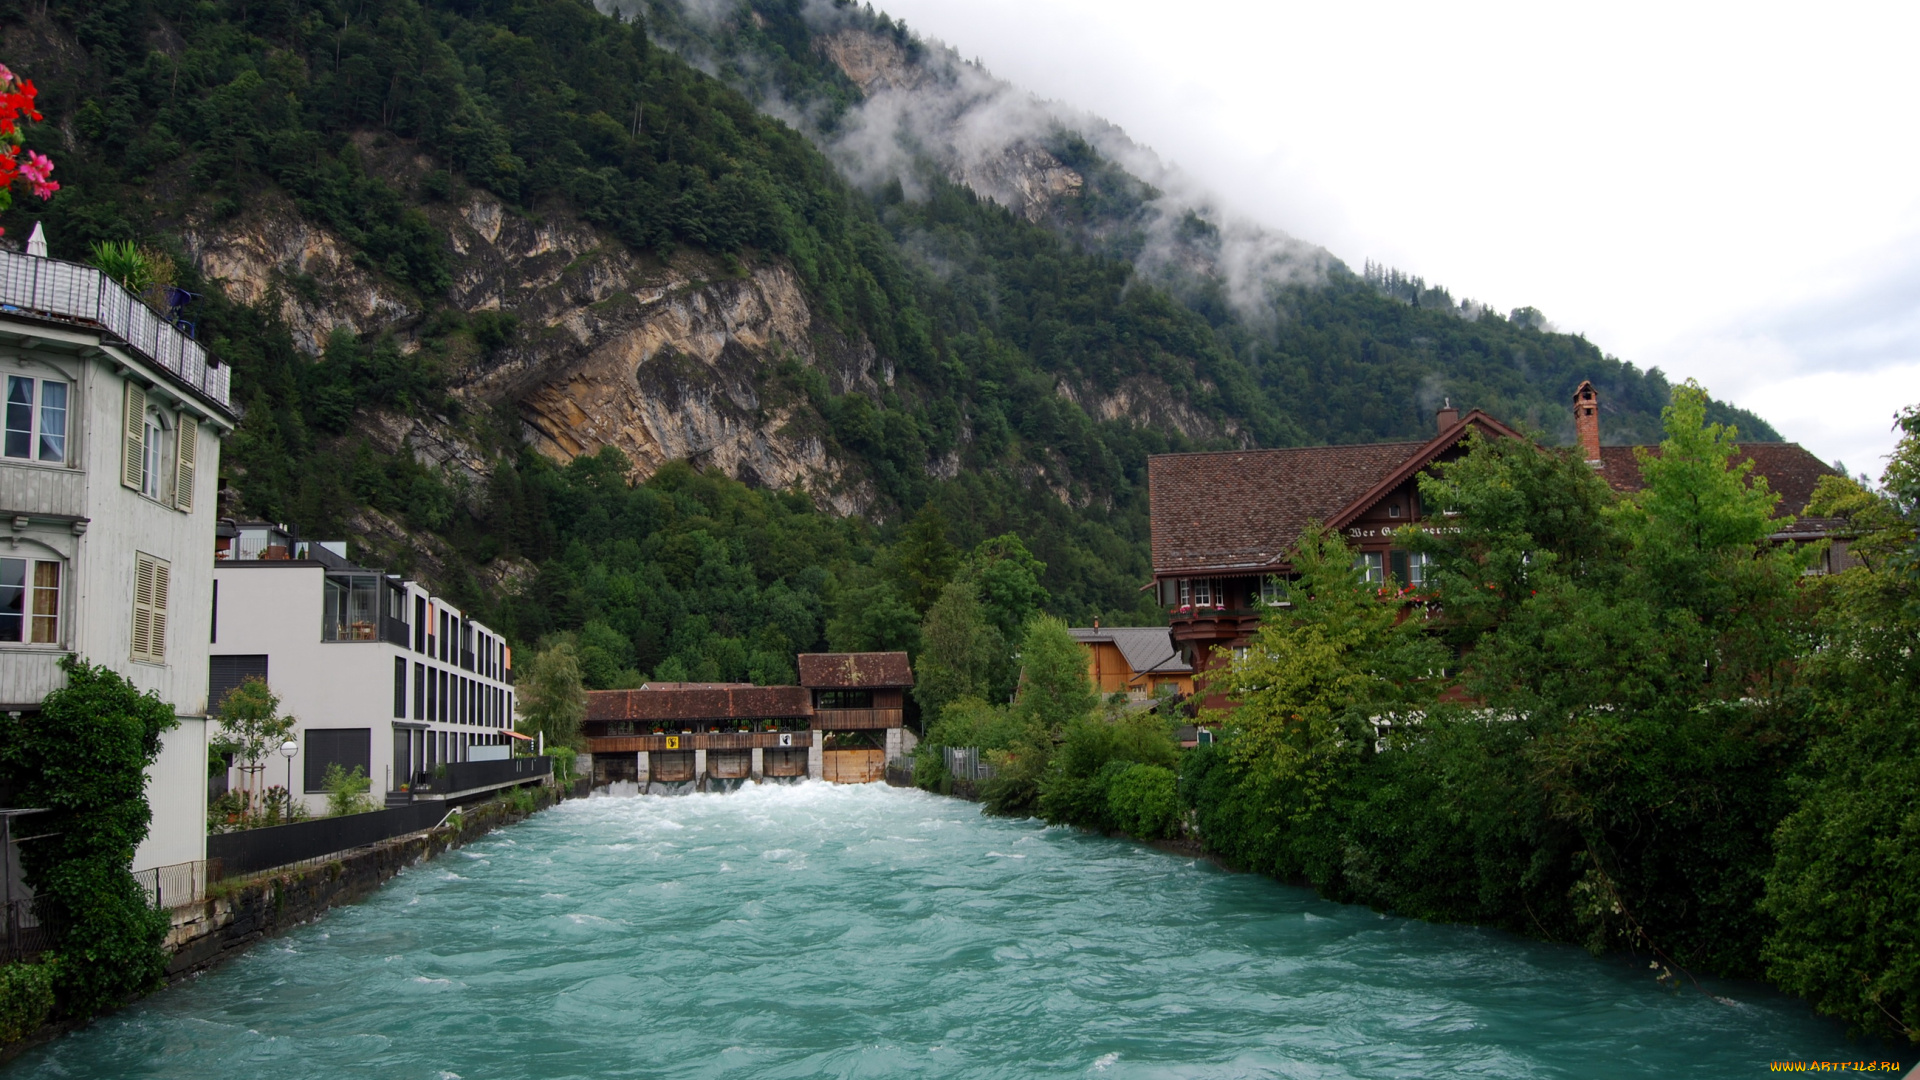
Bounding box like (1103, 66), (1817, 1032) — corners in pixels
(956, 534), (1048, 701)
(889, 503), (959, 614)
(960, 534), (1049, 643)
(0, 657), (174, 1018)
(1011, 615), (1099, 734)
(1761, 409), (1920, 1042)
(212, 678), (296, 816)
(517, 642), (587, 751)
(913, 580), (1001, 719)
(825, 576), (921, 655)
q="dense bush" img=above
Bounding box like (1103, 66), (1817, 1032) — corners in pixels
(0, 959), (57, 1043)
(1103, 764), (1180, 841)
(0, 658), (174, 1019)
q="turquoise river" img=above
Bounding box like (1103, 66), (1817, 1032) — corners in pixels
(13, 784), (1903, 1078)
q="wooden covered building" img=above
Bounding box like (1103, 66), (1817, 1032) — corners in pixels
(583, 651), (915, 791)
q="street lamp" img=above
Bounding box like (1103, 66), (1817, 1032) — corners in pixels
(280, 738), (299, 813)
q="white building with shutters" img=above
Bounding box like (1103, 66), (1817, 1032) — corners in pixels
(0, 246), (237, 875)
(212, 524), (520, 818)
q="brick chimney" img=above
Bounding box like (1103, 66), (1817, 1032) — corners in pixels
(1573, 380), (1601, 463)
(1435, 399), (1460, 431)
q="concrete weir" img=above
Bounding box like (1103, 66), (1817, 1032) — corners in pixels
(582, 651), (919, 795)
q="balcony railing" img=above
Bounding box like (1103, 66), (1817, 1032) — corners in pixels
(0, 248), (232, 411)
(811, 708), (904, 731)
(588, 731), (814, 752)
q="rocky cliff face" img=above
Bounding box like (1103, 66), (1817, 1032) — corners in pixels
(186, 196), (415, 356)
(185, 163), (886, 512)
(178, 97), (1230, 526)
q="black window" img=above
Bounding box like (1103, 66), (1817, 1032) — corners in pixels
(304, 728), (371, 793)
(393, 657), (407, 718)
(210, 579), (218, 643)
(439, 669), (449, 722)
(427, 666), (437, 720)
(414, 662), (426, 719)
(439, 611), (449, 661)
(816, 689), (874, 709)
(414, 596), (426, 653)
(208, 654), (269, 715)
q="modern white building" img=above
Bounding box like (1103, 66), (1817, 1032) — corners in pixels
(0, 246), (237, 874)
(211, 524), (518, 817)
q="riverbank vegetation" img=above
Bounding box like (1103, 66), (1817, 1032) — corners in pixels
(914, 385), (1918, 1045)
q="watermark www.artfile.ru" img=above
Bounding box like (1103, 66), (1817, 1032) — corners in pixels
(1765, 1062), (1908, 1073)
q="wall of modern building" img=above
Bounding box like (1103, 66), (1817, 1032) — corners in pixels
(212, 563), (516, 817)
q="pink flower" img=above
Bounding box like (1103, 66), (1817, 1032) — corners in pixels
(18, 150), (56, 200)
(0, 63), (12, 88)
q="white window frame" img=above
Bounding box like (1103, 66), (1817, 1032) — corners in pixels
(1261, 577), (1289, 606)
(1407, 551), (1430, 586)
(139, 405), (173, 503)
(1355, 551), (1385, 584)
(3, 372), (70, 465)
(0, 554), (63, 646)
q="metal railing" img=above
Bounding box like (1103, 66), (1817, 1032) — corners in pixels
(0, 899), (57, 961)
(134, 859), (216, 909)
(0, 248), (231, 410)
(413, 756), (551, 797)
(207, 802), (449, 879)
(943, 746), (997, 782)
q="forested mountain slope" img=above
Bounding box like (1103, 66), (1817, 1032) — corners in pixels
(0, 0), (1776, 684)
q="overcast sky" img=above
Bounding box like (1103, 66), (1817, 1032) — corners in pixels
(867, 0), (1919, 477)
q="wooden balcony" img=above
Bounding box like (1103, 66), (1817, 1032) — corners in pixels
(810, 708), (904, 731)
(588, 731), (813, 753)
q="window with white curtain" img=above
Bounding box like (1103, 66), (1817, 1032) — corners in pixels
(4, 374), (68, 464)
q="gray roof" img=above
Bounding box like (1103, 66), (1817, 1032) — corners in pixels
(1067, 626), (1192, 676)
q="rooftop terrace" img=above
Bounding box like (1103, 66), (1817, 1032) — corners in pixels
(0, 247), (232, 414)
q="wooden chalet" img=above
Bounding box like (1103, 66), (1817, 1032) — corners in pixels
(1149, 404), (1521, 686)
(583, 652), (914, 791)
(1148, 383), (1846, 689)
(1066, 623), (1193, 700)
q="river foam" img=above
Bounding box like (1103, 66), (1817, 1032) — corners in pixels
(11, 783), (1889, 1078)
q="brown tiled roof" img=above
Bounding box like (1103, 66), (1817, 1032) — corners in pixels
(796, 652), (914, 688)
(1597, 443), (1837, 517)
(586, 685), (811, 722)
(1150, 443), (1424, 573)
(1149, 412), (1524, 574)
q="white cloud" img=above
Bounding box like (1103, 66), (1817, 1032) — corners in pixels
(867, 0), (1920, 474)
